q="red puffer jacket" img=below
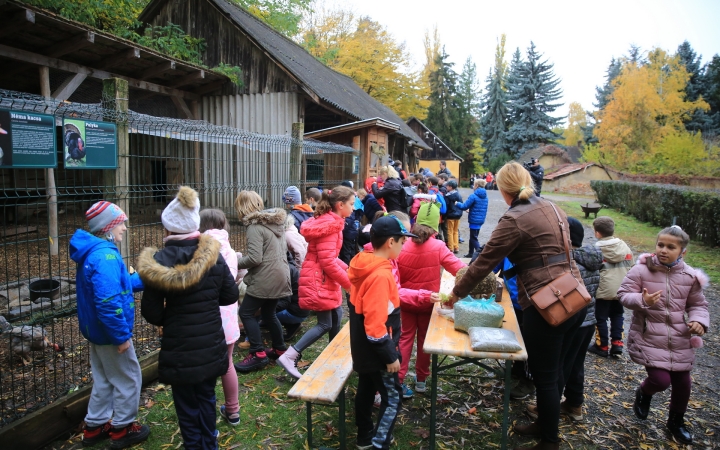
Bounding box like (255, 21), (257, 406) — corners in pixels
(397, 237), (466, 313)
(299, 212), (351, 311)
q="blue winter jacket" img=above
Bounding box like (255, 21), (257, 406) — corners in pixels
(428, 187), (447, 214)
(456, 188), (488, 229)
(70, 229), (144, 346)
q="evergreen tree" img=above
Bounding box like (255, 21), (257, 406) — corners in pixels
(455, 58), (482, 176)
(505, 42), (564, 156)
(703, 54), (720, 138)
(480, 36), (509, 165)
(504, 48), (524, 130)
(425, 47), (459, 149)
(676, 41), (718, 135)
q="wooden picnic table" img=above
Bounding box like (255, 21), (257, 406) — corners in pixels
(424, 270), (528, 450)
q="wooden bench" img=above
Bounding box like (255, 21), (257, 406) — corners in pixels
(580, 202), (602, 219)
(287, 321), (353, 449)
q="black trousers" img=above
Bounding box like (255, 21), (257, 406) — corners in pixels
(562, 325), (595, 407)
(172, 377), (218, 450)
(355, 370), (402, 450)
(523, 306), (584, 443)
(239, 293), (286, 353)
(594, 299), (624, 347)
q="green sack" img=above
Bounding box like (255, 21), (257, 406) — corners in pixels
(453, 295), (505, 333)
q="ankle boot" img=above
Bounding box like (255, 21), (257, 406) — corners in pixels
(277, 345), (303, 379)
(513, 440), (559, 450)
(667, 410), (693, 445)
(633, 387), (652, 420)
(513, 421), (542, 437)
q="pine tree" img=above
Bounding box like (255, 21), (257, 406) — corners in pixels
(480, 38), (510, 165)
(425, 47), (459, 149)
(676, 41), (717, 135)
(505, 42), (564, 156)
(455, 57), (482, 176)
(703, 54), (720, 138)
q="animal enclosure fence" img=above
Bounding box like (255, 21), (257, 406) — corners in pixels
(0, 89), (355, 428)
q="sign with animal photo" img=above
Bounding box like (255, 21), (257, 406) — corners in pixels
(0, 108), (56, 168)
(63, 118), (117, 169)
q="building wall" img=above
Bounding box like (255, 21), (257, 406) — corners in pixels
(538, 154), (567, 168)
(419, 160), (461, 178)
(544, 165), (611, 195)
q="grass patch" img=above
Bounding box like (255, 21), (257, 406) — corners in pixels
(557, 200), (720, 281)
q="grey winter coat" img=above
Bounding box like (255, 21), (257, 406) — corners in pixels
(572, 245), (603, 327)
(595, 237), (634, 300)
(238, 208), (292, 299)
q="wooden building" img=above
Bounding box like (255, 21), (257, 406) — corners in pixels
(407, 117), (463, 176)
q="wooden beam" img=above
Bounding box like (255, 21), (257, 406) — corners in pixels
(170, 95), (194, 119)
(171, 70), (204, 88)
(0, 9), (34, 39)
(0, 44), (199, 101)
(97, 47), (140, 70)
(51, 73), (87, 101)
(191, 79), (227, 96)
(45, 31), (94, 58)
(139, 61), (175, 80)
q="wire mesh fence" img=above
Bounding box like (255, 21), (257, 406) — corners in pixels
(0, 88), (356, 427)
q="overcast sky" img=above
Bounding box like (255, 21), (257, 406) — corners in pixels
(332, 0), (720, 122)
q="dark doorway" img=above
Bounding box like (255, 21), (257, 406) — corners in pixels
(151, 160), (167, 201)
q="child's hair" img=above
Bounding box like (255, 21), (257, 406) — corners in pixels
(306, 188), (322, 202)
(417, 183), (428, 194)
(411, 223), (436, 244)
(438, 173), (449, 181)
(658, 225), (690, 249)
(314, 186), (355, 217)
(474, 179), (487, 189)
(356, 188), (367, 199)
(234, 190), (264, 220)
(391, 211), (410, 229)
(199, 208), (227, 232)
(428, 176), (439, 186)
(413, 173), (424, 183)
(593, 216), (615, 237)
(496, 162), (535, 201)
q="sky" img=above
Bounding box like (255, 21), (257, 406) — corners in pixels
(325, 0), (720, 122)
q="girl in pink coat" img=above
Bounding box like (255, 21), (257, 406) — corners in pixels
(618, 226), (709, 445)
(397, 201), (465, 397)
(278, 186), (355, 378)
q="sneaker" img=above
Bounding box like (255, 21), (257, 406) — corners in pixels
(234, 352), (269, 373)
(82, 422), (112, 446)
(220, 405), (240, 426)
(373, 392), (382, 408)
(588, 343), (609, 358)
(610, 340), (624, 356)
(526, 401), (583, 422)
(238, 339), (250, 350)
(463, 253), (474, 258)
(356, 431), (374, 449)
(414, 379), (427, 394)
(109, 422), (150, 449)
(283, 323), (302, 341)
(510, 378), (535, 400)
(264, 348), (286, 360)
(459, 237), (465, 243)
(401, 383), (414, 399)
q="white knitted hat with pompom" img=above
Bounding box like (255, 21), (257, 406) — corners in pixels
(161, 186), (200, 233)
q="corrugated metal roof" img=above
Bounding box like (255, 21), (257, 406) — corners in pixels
(544, 162), (595, 180)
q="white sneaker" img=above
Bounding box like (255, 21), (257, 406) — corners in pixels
(415, 379), (427, 393)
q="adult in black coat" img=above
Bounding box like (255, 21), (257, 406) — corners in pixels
(527, 158), (545, 195)
(372, 166), (406, 213)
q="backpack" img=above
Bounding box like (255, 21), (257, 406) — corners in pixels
(402, 186), (415, 209)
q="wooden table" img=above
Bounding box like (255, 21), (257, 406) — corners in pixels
(424, 271), (528, 450)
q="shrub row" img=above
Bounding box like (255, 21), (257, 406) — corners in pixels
(591, 180), (720, 247)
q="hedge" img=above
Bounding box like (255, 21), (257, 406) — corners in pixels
(591, 180), (720, 247)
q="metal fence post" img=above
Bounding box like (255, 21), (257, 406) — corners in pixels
(290, 122), (303, 190)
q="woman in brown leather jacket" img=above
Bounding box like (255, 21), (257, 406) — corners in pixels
(447, 162), (586, 450)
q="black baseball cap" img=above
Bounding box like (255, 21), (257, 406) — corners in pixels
(371, 215), (418, 238)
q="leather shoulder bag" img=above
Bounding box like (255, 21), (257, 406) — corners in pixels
(522, 203), (591, 326)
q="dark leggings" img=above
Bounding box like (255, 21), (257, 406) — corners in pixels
(523, 306), (584, 443)
(239, 293), (286, 353)
(641, 367), (692, 414)
(293, 306), (343, 352)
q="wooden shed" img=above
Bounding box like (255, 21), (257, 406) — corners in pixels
(406, 117), (463, 176)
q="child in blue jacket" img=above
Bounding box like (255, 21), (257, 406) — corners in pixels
(70, 201), (149, 449)
(456, 179), (488, 257)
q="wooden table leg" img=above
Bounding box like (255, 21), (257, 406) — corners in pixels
(339, 389), (346, 450)
(306, 401), (313, 448)
(501, 360), (512, 450)
(430, 354), (438, 450)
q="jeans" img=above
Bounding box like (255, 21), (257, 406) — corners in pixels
(468, 228), (480, 254)
(355, 370), (402, 450)
(172, 377), (218, 450)
(523, 306), (584, 443)
(276, 309), (307, 325)
(446, 219), (460, 251)
(595, 299), (624, 347)
(239, 293), (286, 353)
(293, 305), (343, 352)
(562, 325), (595, 407)
(641, 368), (692, 414)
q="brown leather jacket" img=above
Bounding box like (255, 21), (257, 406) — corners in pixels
(453, 195), (583, 310)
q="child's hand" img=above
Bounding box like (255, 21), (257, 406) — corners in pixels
(117, 340), (131, 354)
(386, 360), (400, 373)
(430, 293), (443, 303)
(688, 321), (705, 336)
(642, 288), (662, 306)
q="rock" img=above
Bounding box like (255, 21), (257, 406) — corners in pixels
(0, 315), (11, 333)
(7, 301), (53, 320)
(33, 296), (52, 304)
(52, 294), (77, 310)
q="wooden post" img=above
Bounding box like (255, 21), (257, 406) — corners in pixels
(39, 66), (59, 256)
(358, 129), (369, 186)
(290, 122), (303, 188)
(102, 78), (130, 258)
(191, 100), (202, 199)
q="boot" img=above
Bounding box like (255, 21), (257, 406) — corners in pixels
(667, 410), (693, 445)
(82, 422), (112, 446)
(513, 440), (559, 450)
(277, 345), (303, 379)
(633, 387), (652, 420)
(513, 420), (542, 436)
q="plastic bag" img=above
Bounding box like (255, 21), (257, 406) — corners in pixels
(469, 327), (522, 352)
(437, 307), (455, 321)
(453, 295), (505, 332)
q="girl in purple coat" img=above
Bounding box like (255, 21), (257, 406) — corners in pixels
(618, 226), (709, 445)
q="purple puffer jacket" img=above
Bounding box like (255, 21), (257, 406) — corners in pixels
(618, 254), (710, 372)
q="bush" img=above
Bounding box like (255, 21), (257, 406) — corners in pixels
(591, 180), (720, 247)
(460, 180), (470, 188)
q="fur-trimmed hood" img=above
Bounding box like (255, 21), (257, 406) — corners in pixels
(413, 193), (437, 201)
(637, 253), (710, 288)
(300, 211), (345, 240)
(241, 208), (286, 237)
(137, 234), (220, 291)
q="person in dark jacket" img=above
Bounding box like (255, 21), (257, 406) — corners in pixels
(437, 160), (452, 177)
(284, 185), (314, 232)
(443, 180), (463, 253)
(138, 186), (238, 450)
(527, 158), (544, 195)
(71, 201), (149, 449)
(456, 179), (489, 257)
(358, 188), (384, 224)
(372, 165), (406, 213)
(275, 252), (308, 340)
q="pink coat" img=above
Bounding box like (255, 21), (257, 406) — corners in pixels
(397, 237), (466, 313)
(618, 254), (710, 372)
(299, 212), (351, 311)
(203, 229), (240, 344)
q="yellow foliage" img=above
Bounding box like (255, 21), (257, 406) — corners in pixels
(563, 101), (587, 147)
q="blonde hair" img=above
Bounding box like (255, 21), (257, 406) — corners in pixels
(356, 188), (367, 199)
(199, 208), (227, 232)
(474, 179), (487, 189)
(496, 162), (535, 201)
(234, 190), (264, 220)
(378, 165), (399, 179)
(314, 186), (355, 218)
